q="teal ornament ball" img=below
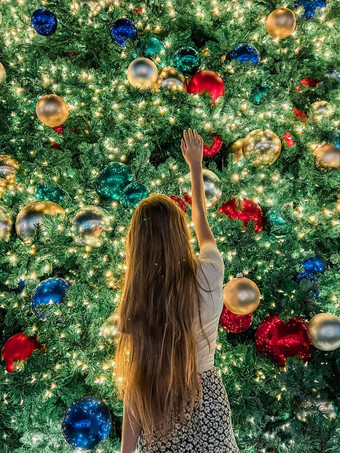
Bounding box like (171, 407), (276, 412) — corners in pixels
(98, 162), (132, 201)
(120, 182), (149, 209)
(267, 208), (292, 237)
(173, 47), (200, 76)
(35, 184), (65, 204)
(135, 37), (167, 68)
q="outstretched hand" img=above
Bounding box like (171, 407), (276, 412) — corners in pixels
(181, 128), (203, 167)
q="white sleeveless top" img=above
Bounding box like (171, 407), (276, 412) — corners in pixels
(194, 242), (225, 373)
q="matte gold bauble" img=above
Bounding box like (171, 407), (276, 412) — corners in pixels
(223, 275), (261, 315)
(36, 94), (69, 127)
(0, 62), (6, 83)
(243, 129), (281, 166)
(311, 101), (333, 121)
(307, 313), (340, 351)
(313, 144), (340, 169)
(156, 67), (185, 91)
(266, 8), (296, 39)
(15, 201), (65, 242)
(127, 57), (159, 89)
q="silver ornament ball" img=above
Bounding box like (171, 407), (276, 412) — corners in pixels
(307, 313), (340, 351)
(71, 206), (112, 247)
(180, 168), (222, 208)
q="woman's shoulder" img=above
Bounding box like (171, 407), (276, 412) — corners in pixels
(196, 242), (225, 290)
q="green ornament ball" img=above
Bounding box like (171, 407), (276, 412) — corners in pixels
(98, 162), (132, 201)
(173, 47), (200, 76)
(120, 182), (149, 209)
(135, 37), (167, 68)
(35, 185), (65, 204)
(267, 208), (292, 237)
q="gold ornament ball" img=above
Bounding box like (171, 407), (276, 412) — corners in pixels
(307, 313), (340, 351)
(313, 144), (340, 169)
(0, 154), (20, 192)
(0, 206), (12, 241)
(15, 201), (65, 243)
(243, 129), (281, 166)
(311, 101), (334, 121)
(229, 138), (244, 162)
(127, 57), (159, 90)
(223, 276), (261, 315)
(36, 94), (69, 127)
(266, 8), (296, 39)
(156, 67), (185, 91)
(0, 62), (6, 83)
(99, 313), (120, 341)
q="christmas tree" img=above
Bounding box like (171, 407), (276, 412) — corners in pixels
(1, 1), (340, 452)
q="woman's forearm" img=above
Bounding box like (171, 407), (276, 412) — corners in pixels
(189, 162), (206, 218)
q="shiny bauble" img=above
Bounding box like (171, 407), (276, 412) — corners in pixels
(311, 101), (333, 121)
(227, 44), (260, 65)
(203, 135), (223, 157)
(1, 332), (43, 372)
(294, 271), (319, 299)
(297, 398), (338, 422)
(229, 138), (244, 161)
(71, 206), (112, 247)
(223, 276), (261, 315)
(243, 129), (281, 166)
(0, 206), (12, 241)
(120, 181), (149, 209)
(220, 305), (252, 333)
(35, 184), (65, 204)
(156, 67), (186, 91)
(0, 62), (6, 83)
(99, 313), (120, 340)
(110, 18), (137, 47)
(15, 201), (64, 243)
(218, 198), (263, 233)
(313, 144), (340, 169)
(302, 256), (326, 274)
(267, 208), (292, 237)
(62, 397), (112, 450)
(135, 37), (167, 68)
(180, 168), (222, 208)
(32, 278), (71, 321)
(0, 154), (19, 190)
(293, 0), (326, 20)
(307, 313), (340, 351)
(186, 70), (225, 103)
(173, 47), (201, 76)
(31, 8), (57, 36)
(36, 94), (69, 127)
(127, 58), (159, 89)
(266, 8), (296, 39)
(98, 162), (132, 201)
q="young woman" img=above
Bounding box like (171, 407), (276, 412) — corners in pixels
(115, 129), (239, 453)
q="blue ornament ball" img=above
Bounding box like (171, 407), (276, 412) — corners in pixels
(120, 181), (149, 209)
(302, 256), (326, 274)
(294, 272), (319, 299)
(32, 277), (71, 320)
(62, 397), (112, 450)
(227, 44), (261, 65)
(110, 18), (137, 47)
(293, 0), (326, 20)
(31, 8), (57, 36)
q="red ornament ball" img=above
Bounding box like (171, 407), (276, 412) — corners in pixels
(255, 314), (313, 367)
(218, 197), (263, 233)
(186, 70), (225, 103)
(203, 135), (223, 157)
(293, 108), (308, 122)
(170, 195), (187, 212)
(220, 305), (252, 333)
(52, 125), (64, 134)
(1, 332), (43, 372)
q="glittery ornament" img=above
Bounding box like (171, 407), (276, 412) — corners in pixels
(313, 144), (340, 168)
(120, 182), (149, 209)
(0, 62), (6, 83)
(127, 58), (159, 90)
(220, 304), (253, 333)
(0, 154), (19, 192)
(180, 168), (222, 208)
(256, 314), (313, 367)
(35, 185), (65, 204)
(293, 0), (326, 20)
(0, 206), (12, 241)
(242, 129), (281, 166)
(1, 332), (43, 372)
(156, 67), (186, 91)
(218, 197), (263, 233)
(294, 272), (319, 299)
(223, 275), (261, 315)
(227, 44), (260, 65)
(32, 278), (71, 321)
(307, 313), (340, 351)
(266, 8), (296, 39)
(135, 37), (167, 68)
(110, 18), (137, 47)
(229, 139), (244, 161)
(98, 162), (132, 201)
(311, 101), (334, 121)
(203, 136), (223, 156)
(302, 256), (326, 274)
(100, 313), (120, 340)
(62, 397), (112, 450)
(15, 201), (65, 243)
(71, 206), (112, 247)
(267, 208), (292, 237)
(186, 70), (225, 102)
(173, 47), (200, 76)
(31, 8), (57, 36)
(170, 195), (187, 213)
(36, 94), (69, 127)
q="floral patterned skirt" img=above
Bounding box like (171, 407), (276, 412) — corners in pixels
(137, 366), (240, 452)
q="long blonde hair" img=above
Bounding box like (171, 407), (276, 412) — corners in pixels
(114, 193), (213, 445)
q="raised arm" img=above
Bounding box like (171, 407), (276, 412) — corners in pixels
(181, 128), (216, 249)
